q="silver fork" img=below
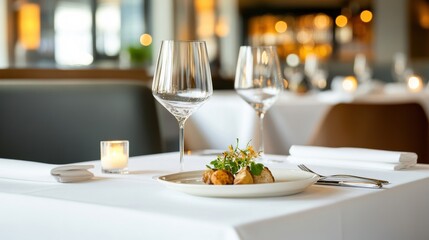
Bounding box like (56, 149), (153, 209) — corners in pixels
(297, 164), (389, 184)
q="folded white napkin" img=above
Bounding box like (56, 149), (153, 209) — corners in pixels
(51, 165), (94, 183)
(288, 145), (417, 170)
(0, 158), (94, 183)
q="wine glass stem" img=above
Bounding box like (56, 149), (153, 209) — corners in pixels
(179, 120), (186, 171)
(257, 111), (265, 154)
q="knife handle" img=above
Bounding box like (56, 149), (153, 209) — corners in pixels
(317, 181), (383, 188)
(340, 181), (382, 188)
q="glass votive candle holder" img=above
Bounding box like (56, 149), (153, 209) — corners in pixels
(100, 140), (129, 174)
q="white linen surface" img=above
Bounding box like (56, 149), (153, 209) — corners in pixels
(1, 152), (429, 240)
(0, 158), (94, 182)
(288, 145), (417, 170)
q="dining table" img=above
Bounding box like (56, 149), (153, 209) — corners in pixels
(182, 83), (429, 155)
(1, 152), (429, 240)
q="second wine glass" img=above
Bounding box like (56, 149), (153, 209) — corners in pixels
(152, 40), (213, 171)
(234, 46), (283, 159)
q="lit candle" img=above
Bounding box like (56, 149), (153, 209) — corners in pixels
(342, 76), (358, 93)
(100, 140), (129, 174)
(407, 75), (424, 92)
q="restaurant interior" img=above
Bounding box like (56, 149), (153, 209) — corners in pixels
(1, 0), (428, 158)
(1, 1), (429, 239)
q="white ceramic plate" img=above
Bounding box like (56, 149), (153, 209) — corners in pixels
(157, 169), (319, 198)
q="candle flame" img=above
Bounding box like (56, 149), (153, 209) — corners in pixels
(342, 76), (358, 92)
(407, 75), (424, 92)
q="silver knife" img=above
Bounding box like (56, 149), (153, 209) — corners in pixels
(316, 180), (383, 188)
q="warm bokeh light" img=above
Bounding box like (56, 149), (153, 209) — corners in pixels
(342, 76), (358, 92)
(195, 0), (214, 11)
(314, 44), (332, 58)
(139, 34), (152, 46)
(314, 14), (331, 29)
(296, 30), (312, 44)
(407, 75), (424, 92)
(248, 13), (334, 60)
(275, 21), (288, 33)
(335, 15), (348, 28)
(298, 45), (315, 61)
(360, 10), (373, 23)
(419, 14), (429, 29)
(301, 15), (314, 27)
(197, 14), (215, 37)
(195, 0), (215, 38)
(215, 17), (229, 37)
(18, 3), (41, 50)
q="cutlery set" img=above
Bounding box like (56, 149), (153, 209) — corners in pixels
(297, 164), (388, 188)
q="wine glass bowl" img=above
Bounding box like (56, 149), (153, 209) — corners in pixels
(152, 40), (213, 171)
(234, 46), (283, 157)
(235, 88), (281, 114)
(353, 53), (372, 84)
(392, 52), (413, 83)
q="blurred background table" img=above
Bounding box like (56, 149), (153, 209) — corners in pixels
(180, 87), (429, 156)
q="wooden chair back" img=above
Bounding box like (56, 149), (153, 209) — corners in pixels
(309, 102), (429, 163)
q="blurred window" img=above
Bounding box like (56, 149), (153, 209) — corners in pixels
(11, 0), (144, 67)
(96, 0), (121, 57)
(54, 1), (93, 66)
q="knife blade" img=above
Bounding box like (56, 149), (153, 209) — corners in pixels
(316, 180), (383, 188)
(319, 176), (389, 184)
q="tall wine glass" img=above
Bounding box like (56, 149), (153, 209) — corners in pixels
(234, 46), (283, 159)
(152, 40), (213, 171)
(392, 52), (413, 83)
(353, 53), (372, 84)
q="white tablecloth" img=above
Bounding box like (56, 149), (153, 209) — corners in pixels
(1, 152), (429, 240)
(183, 88), (429, 155)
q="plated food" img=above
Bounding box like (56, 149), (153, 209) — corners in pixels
(202, 140), (275, 185)
(157, 169), (319, 198)
(157, 140), (319, 197)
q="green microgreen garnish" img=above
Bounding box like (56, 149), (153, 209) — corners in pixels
(206, 139), (264, 176)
